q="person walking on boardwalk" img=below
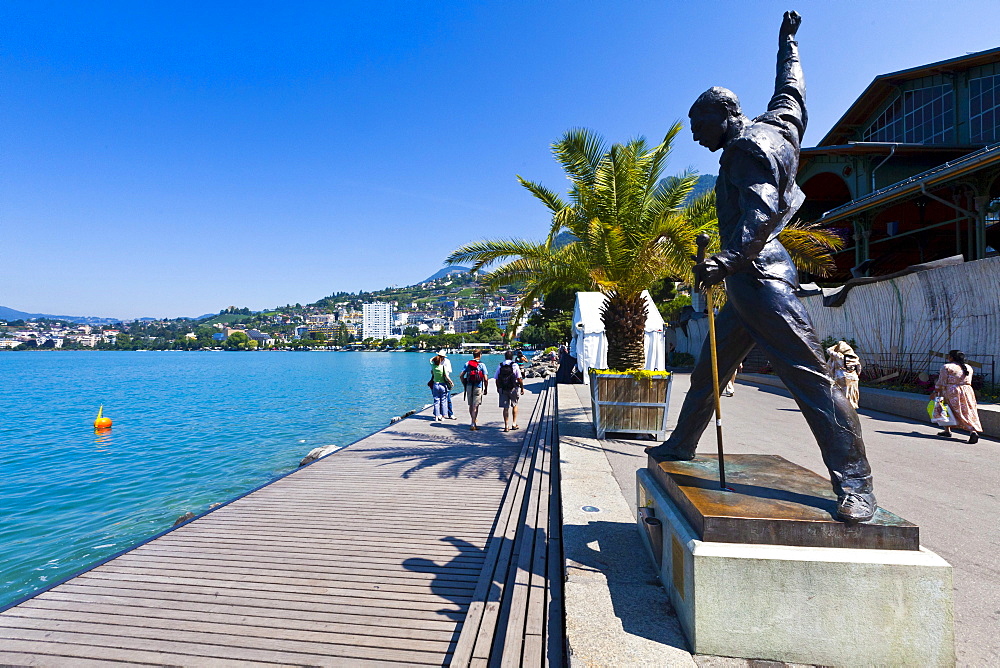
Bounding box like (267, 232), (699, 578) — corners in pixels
(934, 350), (983, 444)
(432, 349), (456, 420)
(827, 341), (862, 409)
(495, 350), (525, 432)
(460, 350), (489, 431)
(646, 11), (878, 523)
(428, 354), (453, 422)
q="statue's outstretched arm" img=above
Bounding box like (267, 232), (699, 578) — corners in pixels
(768, 10), (806, 140)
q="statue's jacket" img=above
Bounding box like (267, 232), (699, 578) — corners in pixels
(716, 36), (808, 289)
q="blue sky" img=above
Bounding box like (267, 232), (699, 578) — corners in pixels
(4, 1), (999, 319)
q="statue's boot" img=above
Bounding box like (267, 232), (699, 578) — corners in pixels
(836, 492), (877, 522)
(644, 442), (696, 460)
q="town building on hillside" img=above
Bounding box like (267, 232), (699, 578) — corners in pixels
(483, 305), (515, 331)
(362, 302), (393, 339)
(798, 46), (1000, 281)
(453, 313), (482, 334)
(246, 329), (275, 347)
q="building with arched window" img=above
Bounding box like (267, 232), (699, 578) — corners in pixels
(798, 46), (1000, 281)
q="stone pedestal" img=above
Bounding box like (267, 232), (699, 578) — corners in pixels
(637, 455), (955, 667)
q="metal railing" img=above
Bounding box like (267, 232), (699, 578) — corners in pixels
(859, 352), (996, 391)
(740, 347), (996, 391)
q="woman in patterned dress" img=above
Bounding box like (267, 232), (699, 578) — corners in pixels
(826, 341), (861, 409)
(934, 350), (983, 444)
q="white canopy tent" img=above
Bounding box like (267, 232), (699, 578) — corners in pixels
(571, 291), (665, 383)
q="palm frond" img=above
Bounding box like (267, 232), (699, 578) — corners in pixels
(516, 176), (566, 214)
(446, 239), (554, 272)
(777, 219), (845, 278)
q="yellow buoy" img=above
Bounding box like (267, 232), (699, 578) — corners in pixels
(94, 405), (113, 430)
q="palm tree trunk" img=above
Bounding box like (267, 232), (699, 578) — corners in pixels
(601, 291), (647, 371)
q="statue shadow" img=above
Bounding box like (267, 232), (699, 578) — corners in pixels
(562, 520), (690, 651)
(403, 536), (493, 653)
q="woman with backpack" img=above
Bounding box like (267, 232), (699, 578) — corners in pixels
(428, 354), (453, 422)
(460, 350), (489, 431)
(933, 349), (983, 444)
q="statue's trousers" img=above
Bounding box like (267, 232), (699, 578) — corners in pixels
(666, 272), (874, 496)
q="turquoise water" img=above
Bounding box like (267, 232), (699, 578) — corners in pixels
(0, 351), (502, 609)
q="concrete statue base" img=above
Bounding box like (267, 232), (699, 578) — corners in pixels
(636, 456), (955, 667)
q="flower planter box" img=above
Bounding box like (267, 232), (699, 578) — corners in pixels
(590, 371), (672, 440)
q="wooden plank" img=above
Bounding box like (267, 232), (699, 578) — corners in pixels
(547, 386), (566, 668)
(165, 525), (494, 542)
(51, 582), (462, 623)
(471, 380), (555, 665)
(94, 564), (477, 597)
(117, 549), (484, 581)
(71, 571), (472, 609)
(451, 383), (549, 666)
(0, 641), (280, 668)
(0, 626), (448, 666)
(499, 389), (551, 665)
(2, 607), (457, 653)
(35, 590), (459, 632)
(136, 541), (488, 568)
(20, 597), (460, 641)
(521, 418), (554, 665)
(148, 535), (491, 559)
(104, 555), (481, 587)
(474, 384), (550, 662)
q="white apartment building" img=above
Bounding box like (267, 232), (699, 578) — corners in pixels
(362, 302), (393, 340)
(72, 334), (101, 347)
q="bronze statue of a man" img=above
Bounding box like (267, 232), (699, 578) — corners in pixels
(647, 11), (877, 522)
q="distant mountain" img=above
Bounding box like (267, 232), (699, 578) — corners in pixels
(0, 305), (210, 324)
(552, 231), (577, 248)
(689, 174), (717, 200)
(0, 306), (122, 325)
(422, 266), (471, 283)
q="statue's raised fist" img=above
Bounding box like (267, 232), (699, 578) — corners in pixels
(780, 10), (801, 37)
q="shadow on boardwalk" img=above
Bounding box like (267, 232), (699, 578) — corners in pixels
(403, 536), (492, 623)
(358, 419), (523, 480)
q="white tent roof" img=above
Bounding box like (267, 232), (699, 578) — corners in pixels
(572, 291), (664, 335)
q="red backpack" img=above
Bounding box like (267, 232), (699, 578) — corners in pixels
(465, 359), (486, 385)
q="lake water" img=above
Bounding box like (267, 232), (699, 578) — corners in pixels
(0, 350), (503, 609)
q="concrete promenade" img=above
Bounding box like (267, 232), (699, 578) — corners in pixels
(576, 373), (997, 666)
(0, 381), (544, 666)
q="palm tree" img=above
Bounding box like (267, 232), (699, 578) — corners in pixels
(449, 125), (709, 371)
(447, 126), (842, 372)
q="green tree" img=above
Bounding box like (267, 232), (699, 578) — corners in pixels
(477, 318), (501, 340)
(335, 323), (351, 346)
(225, 331), (251, 350)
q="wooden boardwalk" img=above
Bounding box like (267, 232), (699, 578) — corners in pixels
(0, 379), (551, 666)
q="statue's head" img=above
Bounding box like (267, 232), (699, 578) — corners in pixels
(689, 87), (743, 152)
